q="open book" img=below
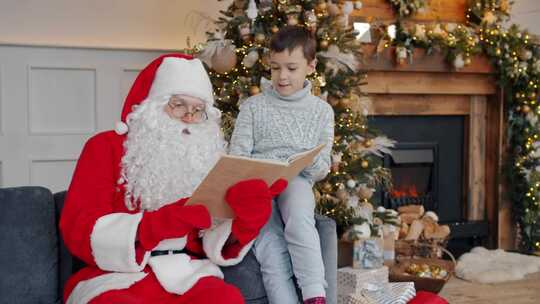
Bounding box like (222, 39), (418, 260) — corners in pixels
(185, 143), (326, 218)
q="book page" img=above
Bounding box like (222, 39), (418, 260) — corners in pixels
(186, 156), (288, 218)
(186, 144), (325, 218)
(282, 143), (326, 180)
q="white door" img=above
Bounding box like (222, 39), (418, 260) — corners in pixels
(0, 45), (166, 192)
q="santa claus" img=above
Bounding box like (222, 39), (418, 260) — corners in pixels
(59, 53), (286, 303)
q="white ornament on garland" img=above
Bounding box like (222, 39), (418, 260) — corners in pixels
(342, 1), (354, 28)
(453, 54), (465, 69)
(318, 44), (359, 75)
(197, 30), (237, 74)
(242, 50), (259, 68)
(246, 0), (258, 20)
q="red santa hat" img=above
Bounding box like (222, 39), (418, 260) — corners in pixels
(115, 53), (215, 135)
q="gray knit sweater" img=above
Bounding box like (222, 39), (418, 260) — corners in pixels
(229, 80), (335, 182)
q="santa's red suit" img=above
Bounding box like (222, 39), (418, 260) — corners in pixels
(60, 54), (283, 304)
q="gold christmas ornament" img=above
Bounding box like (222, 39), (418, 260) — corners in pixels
(211, 46), (238, 74)
(249, 85), (261, 96)
(357, 184), (375, 200)
(327, 2), (340, 16)
(317, 1), (327, 11)
(319, 39), (329, 49)
(339, 97), (352, 109)
(271, 25), (280, 33)
(287, 14), (299, 26)
(336, 189), (349, 201)
(322, 182), (333, 192)
(364, 139), (373, 148)
(255, 33), (266, 44)
(522, 105), (531, 113)
(361, 160), (369, 168)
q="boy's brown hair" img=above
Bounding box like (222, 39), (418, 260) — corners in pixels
(269, 25), (317, 62)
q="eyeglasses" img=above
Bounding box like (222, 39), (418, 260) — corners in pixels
(167, 97), (208, 122)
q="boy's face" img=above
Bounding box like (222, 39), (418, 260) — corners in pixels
(269, 46), (316, 97)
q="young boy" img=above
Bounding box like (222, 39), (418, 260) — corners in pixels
(229, 26), (335, 304)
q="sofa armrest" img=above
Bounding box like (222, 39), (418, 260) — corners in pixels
(0, 186), (60, 304)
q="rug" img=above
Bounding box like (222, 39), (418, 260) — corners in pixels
(455, 246), (540, 283)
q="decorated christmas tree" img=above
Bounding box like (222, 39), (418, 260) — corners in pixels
(193, 0), (395, 235)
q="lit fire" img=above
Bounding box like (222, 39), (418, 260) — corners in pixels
(391, 184), (419, 198)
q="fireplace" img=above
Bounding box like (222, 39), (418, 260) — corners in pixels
(383, 142), (438, 213)
(360, 43), (508, 248)
(371, 115), (464, 223)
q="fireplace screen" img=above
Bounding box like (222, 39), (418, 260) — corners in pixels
(383, 143), (438, 212)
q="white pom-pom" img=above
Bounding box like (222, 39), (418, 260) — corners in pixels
(207, 107), (222, 120)
(346, 179), (357, 188)
(423, 211), (439, 222)
(376, 206), (386, 213)
(115, 121), (128, 135)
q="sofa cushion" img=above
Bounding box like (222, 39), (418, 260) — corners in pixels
(222, 249), (268, 304)
(0, 186), (59, 304)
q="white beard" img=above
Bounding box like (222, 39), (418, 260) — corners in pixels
(121, 97), (226, 211)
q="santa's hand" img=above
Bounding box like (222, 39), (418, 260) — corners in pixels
(269, 178), (288, 197)
(138, 201), (211, 251)
(225, 179), (287, 245)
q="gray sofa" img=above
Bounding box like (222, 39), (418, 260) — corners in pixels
(0, 186), (337, 304)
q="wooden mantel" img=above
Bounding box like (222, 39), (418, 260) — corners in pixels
(362, 44), (512, 249)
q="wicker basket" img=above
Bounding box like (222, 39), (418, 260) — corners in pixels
(395, 238), (449, 259)
(389, 247), (455, 294)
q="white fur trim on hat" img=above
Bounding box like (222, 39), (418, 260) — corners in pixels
(148, 57), (214, 107)
(115, 121), (128, 135)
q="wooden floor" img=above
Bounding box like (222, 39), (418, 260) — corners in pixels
(439, 272), (540, 303)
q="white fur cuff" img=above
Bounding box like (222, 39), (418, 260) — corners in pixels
(202, 219), (254, 266)
(91, 213), (150, 272)
(66, 272), (147, 304)
(149, 254), (223, 295)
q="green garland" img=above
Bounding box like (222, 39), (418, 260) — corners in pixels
(388, 0), (427, 18)
(382, 0), (540, 253)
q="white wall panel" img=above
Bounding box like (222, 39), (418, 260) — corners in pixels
(29, 159), (76, 193)
(0, 65), (3, 135)
(28, 67), (96, 134)
(120, 69), (142, 111)
(0, 45), (164, 189)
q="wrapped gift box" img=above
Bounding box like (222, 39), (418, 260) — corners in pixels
(337, 293), (374, 304)
(353, 237), (384, 269)
(363, 282), (416, 304)
(338, 266), (389, 295)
